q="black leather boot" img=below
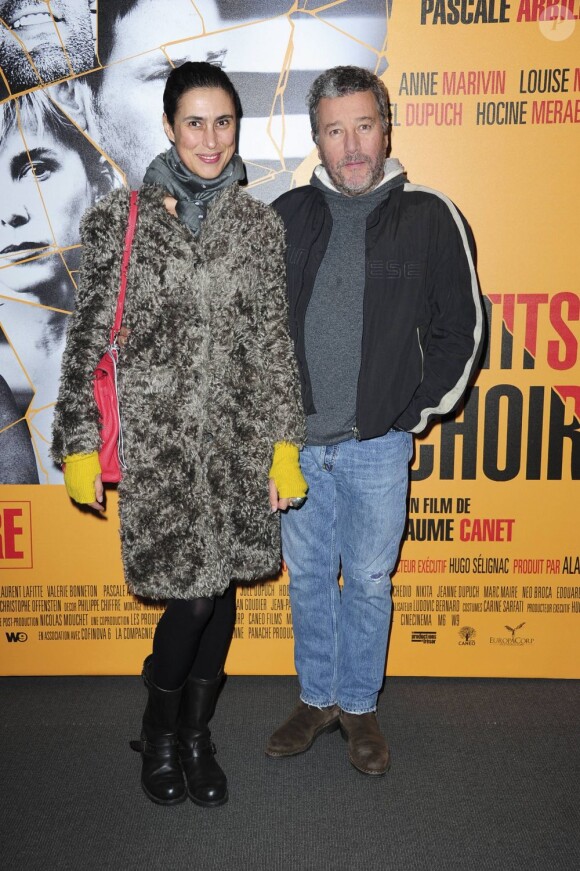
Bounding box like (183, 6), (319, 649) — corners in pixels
(178, 672), (228, 807)
(130, 655), (187, 805)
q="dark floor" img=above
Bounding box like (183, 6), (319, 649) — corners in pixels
(1, 675), (578, 871)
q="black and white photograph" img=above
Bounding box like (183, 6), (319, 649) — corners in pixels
(0, 0), (389, 483)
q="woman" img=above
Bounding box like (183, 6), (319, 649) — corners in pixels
(0, 90), (116, 482)
(52, 62), (306, 808)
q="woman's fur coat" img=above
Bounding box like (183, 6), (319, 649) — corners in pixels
(52, 184), (304, 599)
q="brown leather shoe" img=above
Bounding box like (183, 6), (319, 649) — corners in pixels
(339, 711), (391, 775)
(266, 701), (340, 757)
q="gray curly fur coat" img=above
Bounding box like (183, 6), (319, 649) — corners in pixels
(52, 184), (304, 599)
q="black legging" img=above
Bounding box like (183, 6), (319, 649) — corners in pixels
(152, 583), (237, 689)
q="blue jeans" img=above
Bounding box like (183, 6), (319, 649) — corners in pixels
(281, 430), (412, 714)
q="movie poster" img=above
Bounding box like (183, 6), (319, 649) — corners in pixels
(1, 1), (577, 676)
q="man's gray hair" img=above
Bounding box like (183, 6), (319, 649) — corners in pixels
(307, 66), (391, 143)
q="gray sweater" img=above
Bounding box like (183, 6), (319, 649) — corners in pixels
(304, 176), (393, 445)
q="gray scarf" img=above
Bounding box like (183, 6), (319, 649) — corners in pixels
(143, 146), (245, 237)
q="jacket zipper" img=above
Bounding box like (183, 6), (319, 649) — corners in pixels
(417, 327), (424, 379)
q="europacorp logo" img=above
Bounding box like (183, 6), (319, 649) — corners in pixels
(490, 622), (535, 646)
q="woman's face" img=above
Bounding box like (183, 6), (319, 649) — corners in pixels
(0, 127), (94, 293)
(163, 86), (237, 180)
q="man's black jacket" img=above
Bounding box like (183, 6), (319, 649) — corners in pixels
(273, 176), (483, 439)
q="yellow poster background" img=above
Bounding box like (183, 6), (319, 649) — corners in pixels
(381, 2), (579, 677)
(1, 2), (578, 676)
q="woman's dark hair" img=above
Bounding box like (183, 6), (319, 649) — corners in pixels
(163, 61), (243, 127)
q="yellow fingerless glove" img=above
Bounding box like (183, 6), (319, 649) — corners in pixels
(63, 452), (101, 504)
(268, 442), (308, 499)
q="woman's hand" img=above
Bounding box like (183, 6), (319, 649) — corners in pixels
(88, 473), (105, 513)
(268, 479), (306, 513)
(268, 442), (308, 511)
(63, 453), (105, 512)
(269, 478), (290, 513)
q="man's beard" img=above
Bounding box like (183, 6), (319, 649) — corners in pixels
(0, 31), (94, 91)
(326, 151), (385, 197)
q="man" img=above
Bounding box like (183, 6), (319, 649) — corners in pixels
(267, 66), (483, 775)
(0, 0), (94, 96)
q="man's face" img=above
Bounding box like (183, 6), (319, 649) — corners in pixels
(94, 0), (205, 187)
(0, 0), (94, 92)
(315, 90), (387, 197)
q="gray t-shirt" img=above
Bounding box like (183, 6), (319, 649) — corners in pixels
(304, 179), (393, 445)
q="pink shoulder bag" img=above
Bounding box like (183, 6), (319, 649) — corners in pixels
(93, 190), (139, 483)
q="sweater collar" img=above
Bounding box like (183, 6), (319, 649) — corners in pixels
(311, 157), (406, 196)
